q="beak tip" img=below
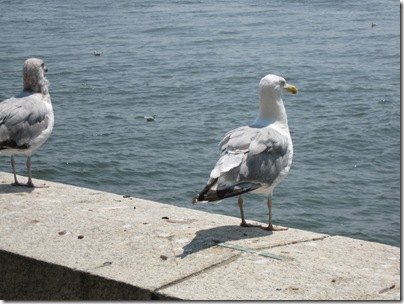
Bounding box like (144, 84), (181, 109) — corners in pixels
(288, 85), (298, 95)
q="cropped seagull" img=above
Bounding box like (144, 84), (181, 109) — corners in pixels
(192, 74), (298, 231)
(0, 58), (54, 187)
(144, 114), (156, 122)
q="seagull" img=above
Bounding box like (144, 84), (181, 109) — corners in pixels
(0, 58), (54, 187)
(94, 50), (103, 56)
(371, 22), (377, 27)
(144, 114), (156, 122)
(192, 74), (298, 231)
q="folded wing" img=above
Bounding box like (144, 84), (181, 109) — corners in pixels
(0, 96), (50, 150)
(194, 126), (290, 202)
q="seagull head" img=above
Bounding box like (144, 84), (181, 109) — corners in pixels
(23, 58), (49, 95)
(259, 74), (298, 101)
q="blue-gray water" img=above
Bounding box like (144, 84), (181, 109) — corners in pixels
(0, 0), (400, 247)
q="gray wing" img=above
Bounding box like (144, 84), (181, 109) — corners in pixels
(0, 95), (50, 149)
(210, 126), (289, 192)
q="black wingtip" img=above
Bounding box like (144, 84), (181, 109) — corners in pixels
(192, 178), (218, 204)
(192, 179), (259, 204)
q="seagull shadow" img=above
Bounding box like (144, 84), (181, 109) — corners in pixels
(177, 224), (272, 259)
(0, 183), (35, 194)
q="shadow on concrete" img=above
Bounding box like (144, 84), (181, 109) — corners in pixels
(0, 183), (35, 194)
(177, 225), (271, 258)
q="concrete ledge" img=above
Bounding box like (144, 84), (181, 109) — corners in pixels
(0, 172), (400, 300)
(0, 250), (167, 300)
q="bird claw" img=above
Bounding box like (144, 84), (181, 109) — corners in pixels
(240, 221), (261, 228)
(265, 225), (288, 231)
(29, 183), (49, 188)
(26, 181), (35, 188)
(11, 181), (48, 188)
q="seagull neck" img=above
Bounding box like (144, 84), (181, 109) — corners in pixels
(258, 97), (288, 125)
(23, 76), (49, 96)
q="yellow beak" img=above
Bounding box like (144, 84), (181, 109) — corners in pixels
(285, 84), (298, 95)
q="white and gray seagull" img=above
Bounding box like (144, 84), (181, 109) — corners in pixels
(192, 74), (298, 231)
(0, 58), (54, 187)
(144, 114), (156, 122)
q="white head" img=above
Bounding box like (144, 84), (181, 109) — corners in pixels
(23, 58), (49, 95)
(259, 74), (298, 102)
(256, 74), (298, 125)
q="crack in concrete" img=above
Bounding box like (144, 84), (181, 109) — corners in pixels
(154, 235), (330, 296)
(153, 254), (241, 295)
(255, 235), (330, 251)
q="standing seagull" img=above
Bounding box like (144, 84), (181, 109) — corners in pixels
(0, 58), (54, 187)
(192, 74), (298, 231)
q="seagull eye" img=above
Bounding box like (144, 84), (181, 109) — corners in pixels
(280, 80), (286, 86)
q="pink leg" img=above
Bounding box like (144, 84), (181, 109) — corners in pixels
(265, 195), (288, 231)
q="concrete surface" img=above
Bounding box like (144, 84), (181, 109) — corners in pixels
(0, 172), (400, 300)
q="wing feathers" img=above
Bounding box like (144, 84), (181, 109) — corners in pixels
(0, 95), (50, 150)
(194, 125), (290, 203)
